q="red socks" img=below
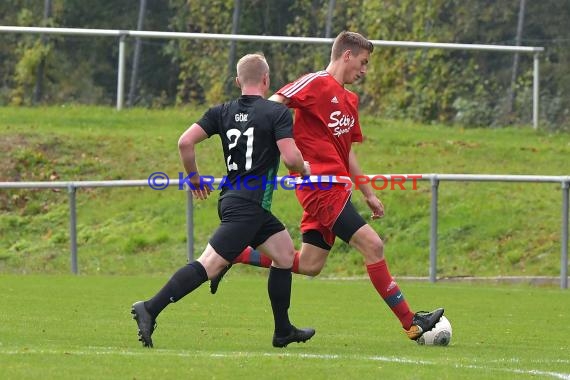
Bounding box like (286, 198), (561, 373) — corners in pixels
(292, 252), (300, 273)
(233, 247), (271, 268)
(232, 247), (272, 267)
(366, 259), (414, 329)
(233, 247), (301, 273)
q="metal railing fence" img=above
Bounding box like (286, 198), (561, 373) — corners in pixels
(0, 26), (545, 128)
(1, 174), (568, 288)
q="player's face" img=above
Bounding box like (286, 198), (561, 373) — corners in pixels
(344, 49), (370, 84)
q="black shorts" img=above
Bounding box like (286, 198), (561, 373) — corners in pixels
(302, 198), (366, 250)
(332, 199), (367, 243)
(209, 196), (286, 262)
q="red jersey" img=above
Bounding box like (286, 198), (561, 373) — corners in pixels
(277, 71), (363, 177)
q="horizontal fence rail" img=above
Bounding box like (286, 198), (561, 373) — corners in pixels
(0, 26), (545, 128)
(0, 26), (546, 51)
(1, 174), (568, 288)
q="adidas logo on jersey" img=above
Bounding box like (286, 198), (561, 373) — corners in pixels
(331, 96), (339, 104)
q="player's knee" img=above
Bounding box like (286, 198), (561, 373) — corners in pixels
(373, 236), (384, 259)
(271, 251), (294, 269)
(362, 235), (384, 261)
(197, 256), (227, 279)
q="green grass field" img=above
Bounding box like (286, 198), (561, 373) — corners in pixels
(0, 274), (568, 379)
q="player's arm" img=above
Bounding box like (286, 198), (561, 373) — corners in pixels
(348, 149), (384, 219)
(277, 138), (310, 177)
(178, 123), (211, 199)
(269, 93), (291, 105)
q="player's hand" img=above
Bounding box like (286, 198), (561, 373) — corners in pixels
(365, 195), (384, 220)
(190, 176), (211, 200)
(191, 186), (211, 200)
(300, 161), (311, 177)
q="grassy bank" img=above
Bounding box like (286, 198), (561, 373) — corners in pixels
(1, 106), (569, 277)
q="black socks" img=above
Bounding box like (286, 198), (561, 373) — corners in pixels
(144, 262), (294, 338)
(144, 261), (208, 318)
(268, 266), (293, 336)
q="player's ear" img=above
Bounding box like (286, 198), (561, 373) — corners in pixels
(235, 77), (241, 88)
(343, 49), (351, 61)
(263, 72), (269, 87)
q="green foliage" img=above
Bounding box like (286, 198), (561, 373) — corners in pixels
(11, 40), (51, 105)
(452, 97), (494, 127)
(359, 1), (509, 125)
(1, 1), (569, 128)
(168, 0), (235, 105)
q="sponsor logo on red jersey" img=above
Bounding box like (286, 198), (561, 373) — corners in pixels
(327, 110), (355, 137)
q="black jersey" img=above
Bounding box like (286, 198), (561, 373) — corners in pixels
(198, 95), (293, 211)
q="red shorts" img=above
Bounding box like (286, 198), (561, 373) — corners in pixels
(295, 183), (351, 246)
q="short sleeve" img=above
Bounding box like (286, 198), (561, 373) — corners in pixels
(273, 105), (294, 141)
(276, 73), (319, 108)
(196, 106), (222, 137)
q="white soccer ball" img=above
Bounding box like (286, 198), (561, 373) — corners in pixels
(417, 316), (452, 346)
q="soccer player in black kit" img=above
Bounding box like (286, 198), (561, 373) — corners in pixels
(131, 53), (315, 348)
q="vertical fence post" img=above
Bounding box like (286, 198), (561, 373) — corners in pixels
(68, 184), (78, 274)
(186, 188), (194, 262)
(429, 176), (439, 283)
(116, 33), (127, 111)
(561, 180), (569, 289)
(533, 53), (540, 130)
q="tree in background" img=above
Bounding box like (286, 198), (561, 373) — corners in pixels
(524, 0), (570, 130)
(0, 0), (568, 129)
(0, 0), (175, 106)
(1, 0), (49, 105)
(167, 0), (235, 105)
(358, 0), (517, 126)
(58, 0), (175, 107)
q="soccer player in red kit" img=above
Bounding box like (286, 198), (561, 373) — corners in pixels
(212, 31), (445, 341)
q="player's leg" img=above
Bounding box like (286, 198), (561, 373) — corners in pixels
(232, 214), (332, 275)
(210, 190), (337, 293)
(132, 244), (228, 347)
(293, 185), (342, 276)
(132, 198), (256, 347)
(232, 246), (273, 267)
(296, 229), (332, 276)
(210, 239), (330, 294)
(209, 245), (274, 295)
(254, 215), (315, 347)
(222, 187), (338, 273)
(347, 223), (415, 328)
(334, 200), (444, 340)
(227, 240), (329, 275)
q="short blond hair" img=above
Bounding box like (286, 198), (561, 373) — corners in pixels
(236, 53), (269, 86)
(331, 31), (374, 60)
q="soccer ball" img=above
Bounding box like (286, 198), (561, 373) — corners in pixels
(417, 316), (452, 346)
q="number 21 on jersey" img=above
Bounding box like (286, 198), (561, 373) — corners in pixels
(226, 127), (253, 171)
